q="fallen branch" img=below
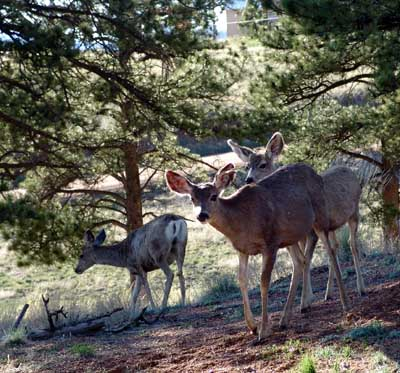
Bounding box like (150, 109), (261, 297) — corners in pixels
(12, 304), (29, 331)
(41, 295), (67, 332)
(109, 307), (166, 333)
(27, 296), (125, 341)
(82, 307), (124, 324)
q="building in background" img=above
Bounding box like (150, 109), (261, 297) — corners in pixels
(216, 0), (279, 39)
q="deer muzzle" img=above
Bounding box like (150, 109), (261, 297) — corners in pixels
(197, 212), (210, 223)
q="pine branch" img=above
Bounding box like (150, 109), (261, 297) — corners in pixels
(337, 148), (384, 169)
(91, 219), (127, 230)
(58, 188), (126, 204)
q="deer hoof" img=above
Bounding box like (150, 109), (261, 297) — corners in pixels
(250, 327), (258, 336)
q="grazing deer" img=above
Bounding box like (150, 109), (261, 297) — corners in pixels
(75, 214), (188, 311)
(166, 163), (349, 342)
(228, 133), (366, 310)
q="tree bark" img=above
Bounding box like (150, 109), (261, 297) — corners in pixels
(123, 143), (143, 232)
(381, 153), (399, 246)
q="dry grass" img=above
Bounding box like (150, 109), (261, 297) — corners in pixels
(0, 176), (388, 340)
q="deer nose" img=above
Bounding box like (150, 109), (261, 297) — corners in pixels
(197, 212), (209, 223)
(246, 177), (254, 184)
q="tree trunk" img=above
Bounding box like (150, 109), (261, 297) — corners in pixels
(381, 154), (399, 246)
(124, 143), (143, 232)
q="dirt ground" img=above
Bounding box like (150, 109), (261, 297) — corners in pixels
(1, 254), (400, 373)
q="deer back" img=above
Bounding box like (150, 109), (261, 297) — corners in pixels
(127, 214), (187, 273)
(214, 164), (325, 253)
(321, 166), (361, 230)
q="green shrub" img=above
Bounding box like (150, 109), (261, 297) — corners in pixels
(387, 330), (400, 339)
(298, 354), (316, 373)
(2, 329), (26, 347)
(345, 321), (387, 340)
(70, 343), (95, 357)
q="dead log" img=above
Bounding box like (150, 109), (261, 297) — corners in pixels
(12, 304), (29, 331)
(27, 301), (125, 340)
(28, 319), (105, 340)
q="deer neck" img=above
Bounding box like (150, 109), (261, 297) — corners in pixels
(93, 241), (128, 268)
(208, 198), (241, 241)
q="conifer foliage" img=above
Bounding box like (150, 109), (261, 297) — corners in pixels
(0, 0), (243, 264)
(246, 0), (400, 241)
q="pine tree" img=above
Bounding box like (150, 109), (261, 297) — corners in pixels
(245, 0), (400, 243)
(0, 0), (245, 264)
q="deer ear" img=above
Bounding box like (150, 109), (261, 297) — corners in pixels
(227, 139), (254, 162)
(165, 171), (193, 195)
(266, 132), (284, 159)
(217, 163), (235, 175)
(84, 230), (95, 243)
(214, 170), (236, 191)
(94, 229), (106, 246)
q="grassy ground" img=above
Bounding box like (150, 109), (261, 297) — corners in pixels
(1, 179), (399, 372)
(0, 184), (392, 333)
(1, 251), (400, 372)
(0, 191), (304, 335)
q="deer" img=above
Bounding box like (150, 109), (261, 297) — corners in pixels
(75, 214), (188, 312)
(166, 163), (349, 342)
(228, 132), (366, 311)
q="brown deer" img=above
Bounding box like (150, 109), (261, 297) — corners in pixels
(75, 214), (187, 311)
(166, 163), (349, 342)
(228, 133), (366, 310)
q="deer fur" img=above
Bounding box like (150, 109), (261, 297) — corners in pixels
(75, 214), (187, 311)
(166, 163), (349, 342)
(228, 133), (366, 309)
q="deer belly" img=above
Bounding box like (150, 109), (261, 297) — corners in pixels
(276, 216), (314, 247)
(232, 239), (266, 255)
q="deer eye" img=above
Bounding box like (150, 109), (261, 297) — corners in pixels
(79, 255), (84, 259)
(245, 164), (250, 170)
(259, 164), (266, 169)
(210, 194), (218, 202)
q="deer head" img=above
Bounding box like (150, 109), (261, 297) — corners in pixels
(165, 164), (236, 223)
(75, 229), (106, 274)
(227, 132), (284, 184)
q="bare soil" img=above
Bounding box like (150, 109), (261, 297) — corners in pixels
(1, 254), (400, 372)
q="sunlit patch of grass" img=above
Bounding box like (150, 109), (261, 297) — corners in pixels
(297, 354), (316, 373)
(372, 351), (391, 372)
(198, 273), (240, 305)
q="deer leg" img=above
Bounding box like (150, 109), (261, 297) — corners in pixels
(290, 241), (314, 309)
(141, 272), (156, 309)
(130, 274), (142, 314)
(159, 261), (174, 310)
(325, 231), (341, 300)
(176, 255), (186, 306)
(258, 249), (277, 341)
(348, 216), (366, 296)
(280, 245), (303, 329)
(238, 252), (257, 335)
(300, 232), (318, 312)
(316, 229), (349, 311)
